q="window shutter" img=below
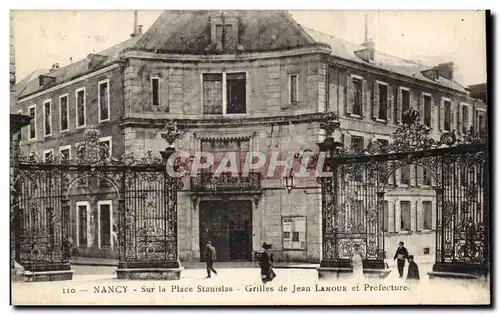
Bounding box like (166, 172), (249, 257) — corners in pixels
(419, 93), (424, 124)
(474, 109), (479, 130)
(387, 85), (393, 122)
(395, 201), (401, 232)
(346, 75), (353, 115)
(388, 162), (395, 185)
(362, 79), (368, 117)
(343, 134), (351, 150)
(363, 137), (371, 153)
(373, 81), (380, 119)
(432, 201), (437, 230)
(388, 201), (394, 233)
(417, 166), (423, 186)
(395, 168), (402, 186)
(397, 87), (402, 123)
(439, 98), (445, 131)
(416, 201), (423, 231)
(467, 106), (473, 131)
(451, 103), (457, 132)
(458, 104), (463, 133)
(160, 78), (169, 112)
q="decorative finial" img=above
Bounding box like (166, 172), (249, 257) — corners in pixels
(161, 120), (183, 146)
(84, 128), (100, 139)
(402, 108), (420, 125)
(320, 112), (341, 138)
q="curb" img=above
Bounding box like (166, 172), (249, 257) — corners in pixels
(70, 261), (319, 269)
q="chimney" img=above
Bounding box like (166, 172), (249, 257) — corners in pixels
(356, 15), (375, 62)
(49, 63), (59, 72)
(437, 62), (454, 80)
(137, 25), (143, 35)
(130, 11), (140, 37)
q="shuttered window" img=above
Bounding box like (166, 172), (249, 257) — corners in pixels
(76, 89), (86, 128)
(402, 90), (410, 113)
(151, 77), (160, 106)
(444, 100), (452, 131)
(378, 84), (388, 120)
(383, 201), (389, 232)
(352, 78), (363, 115)
(462, 104), (469, 133)
(203, 74), (223, 114)
(423, 201), (432, 230)
(423, 94), (432, 127)
(43, 100), (52, 136)
(60, 95), (69, 132)
(400, 201), (411, 231)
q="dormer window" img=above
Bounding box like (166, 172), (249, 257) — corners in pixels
(210, 14), (239, 52)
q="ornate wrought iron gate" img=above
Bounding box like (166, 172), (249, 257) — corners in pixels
(14, 126), (182, 279)
(317, 109), (488, 276)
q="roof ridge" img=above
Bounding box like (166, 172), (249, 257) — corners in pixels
(302, 26), (438, 70)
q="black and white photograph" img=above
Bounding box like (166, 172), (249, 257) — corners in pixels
(9, 9), (490, 305)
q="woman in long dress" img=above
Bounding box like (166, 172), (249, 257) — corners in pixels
(351, 244), (364, 280)
(259, 242), (276, 283)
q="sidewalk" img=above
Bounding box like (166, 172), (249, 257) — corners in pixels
(69, 257), (319, 269)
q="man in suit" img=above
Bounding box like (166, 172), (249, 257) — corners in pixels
(393, 241), (409, 278)
(205, 240), (218, 278)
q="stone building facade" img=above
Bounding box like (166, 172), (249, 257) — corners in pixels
(15, 11), (487, 263)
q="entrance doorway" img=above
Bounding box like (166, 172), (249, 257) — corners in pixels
(199, 200), (252, 262)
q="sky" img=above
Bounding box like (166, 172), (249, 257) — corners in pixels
(12, 10), (487, 86)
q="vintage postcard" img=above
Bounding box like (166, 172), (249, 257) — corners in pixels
(9, 10), (490, 306)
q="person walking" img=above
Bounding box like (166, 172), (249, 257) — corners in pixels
(205, 241), (217, 278)
(393, 241), (409, 278)
(350, 244), (364, 281)
(406, 255), (420, 280)
(259, 242), (276, 283)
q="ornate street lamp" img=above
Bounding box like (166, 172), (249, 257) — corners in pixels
(283, 170), (295, 194)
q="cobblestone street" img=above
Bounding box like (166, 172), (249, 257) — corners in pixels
(12, 262), (490, 305)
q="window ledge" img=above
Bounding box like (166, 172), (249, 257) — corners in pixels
(417, 229), (433, 234)
(398, 230), (412, 235)
(375, 118), (387, 123)
(283, 249), (307, 251)
(350, 113), (362, 119)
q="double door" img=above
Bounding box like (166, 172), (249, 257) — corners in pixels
(199, 200), (252, 262)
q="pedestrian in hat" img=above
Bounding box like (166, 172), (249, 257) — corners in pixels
(259, 242), (276, 283)
(393, 241), (409, 278)
(205, 240), (217, 278)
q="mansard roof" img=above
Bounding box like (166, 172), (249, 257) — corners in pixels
(131, 10), (317, 53)
(303, 27), (468, 93)
(16, 35), (142, 99)
(17, 10), (470, 100)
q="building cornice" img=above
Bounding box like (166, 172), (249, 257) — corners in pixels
(326, 55), (469, 97)
(121, 44), (332, 63)
(119, 113), (327, 129)
(17, 63), (123, 103)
